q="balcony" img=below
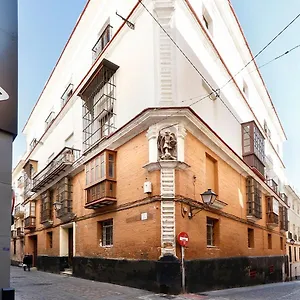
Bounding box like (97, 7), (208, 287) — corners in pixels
(14, 204), (25, 219)
(267, 212), (279, 228)
(24, 176), (33, 200)
(267, 179), (278, 194)
(32, 147), (80, 193)
(242, 121), (265, 178)
(85, 180), (116, 209)
(279, 206), (288, 232)
(24, 216), (36, 229)
(16, 227), (24, 238)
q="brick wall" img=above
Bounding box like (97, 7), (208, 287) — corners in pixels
(175, 131), (286, 259)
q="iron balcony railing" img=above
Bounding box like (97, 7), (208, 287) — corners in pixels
(56, 199), (72, 219)
(266, 179), (278, 194)
(32, 147), (80, 193)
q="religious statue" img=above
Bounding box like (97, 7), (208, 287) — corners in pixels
(157, 130), (177, 160)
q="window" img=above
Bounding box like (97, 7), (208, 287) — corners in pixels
(279, 206), (288, 231)
(280, 237), (283, 250)
(85, 151), (116, 187)
(61, 83), (73, 107)
(92, 25), (112, 61)
(81, 59), (118, 151)
(202, 8), (213, 36)
(101, 219), (113, 246)
(263, 120), (271, 139)
(248, 228), (254, 248)
(246, 177), (262, 219)
(268, 234), (272, 249)
(207, 217), (218, 247)
(289, 246), (292, 262)
(13, 240), (16, 255)
(242, 80), (249, 98)
(45, 111), (55, 130)
(40, 191), (52, 223)
(266, 196), (279, 225)
(295, 247), (297, 261)
(242, 122), (265, 176)
(47, 232), (53, 249)
(29, 138), (38, 151)
(205, 153), (218, 193)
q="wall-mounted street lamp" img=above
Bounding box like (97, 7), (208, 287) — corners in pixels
(290, 238), (295, 245)
(188, 189), (218, 219)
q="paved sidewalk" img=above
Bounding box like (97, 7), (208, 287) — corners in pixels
(10, 266), (206, 300)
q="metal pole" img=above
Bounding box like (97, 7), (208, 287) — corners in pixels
(181, 245), (186, 293)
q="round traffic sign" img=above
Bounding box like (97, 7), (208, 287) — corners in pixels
(177, 232), (189, 247)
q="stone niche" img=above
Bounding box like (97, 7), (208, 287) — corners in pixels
(144, 123), (189, 172)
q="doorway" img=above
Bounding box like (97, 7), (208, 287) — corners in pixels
(60, 222), (75, 270)
(28, 235), (37, 267)
(68, 227), (73, 267)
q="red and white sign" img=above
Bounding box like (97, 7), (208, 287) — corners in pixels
(177, 232), (189, 247)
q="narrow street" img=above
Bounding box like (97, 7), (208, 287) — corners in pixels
(10, 266), (300, 300)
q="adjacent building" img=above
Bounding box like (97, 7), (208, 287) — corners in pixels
(285, 185), (300, 280)
(11, 0), (290, 294)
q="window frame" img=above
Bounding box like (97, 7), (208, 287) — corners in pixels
(101, 219), (113, 247)
(206, 217), (218, 247)
(85, 150), (116, 188)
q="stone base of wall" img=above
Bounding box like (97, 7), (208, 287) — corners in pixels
(35, 255), (287, 294)
(73, 255), (181, 294)
(186, 255), (286, 293)
(36, 256), (69, 273)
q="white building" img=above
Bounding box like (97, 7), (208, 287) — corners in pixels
(285, 185), (300, 280)
(13, 0), (289, 293)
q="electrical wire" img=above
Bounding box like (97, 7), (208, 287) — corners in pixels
(220, 11), (300, 90)
(138, 0), (280, 170)
(248, 43), (300, 75)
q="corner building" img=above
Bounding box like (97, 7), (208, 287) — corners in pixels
(14, 0), (289, 294)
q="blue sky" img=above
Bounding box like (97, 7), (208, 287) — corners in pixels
(14, 0), (86, 164)
(231, 0), (300, 191)
(15, 1), (300, 190)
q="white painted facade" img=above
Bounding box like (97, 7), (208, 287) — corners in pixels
(285, 185), (300, 280)
(20, 0), (286, 193)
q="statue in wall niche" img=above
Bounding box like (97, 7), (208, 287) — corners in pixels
(157, 130), (177, 160)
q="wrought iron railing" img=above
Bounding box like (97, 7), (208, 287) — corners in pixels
(32, 147), (80, 192)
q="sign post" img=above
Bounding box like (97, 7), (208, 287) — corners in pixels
(0, 1), (18, 299)
(177, 232), (189, 294)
